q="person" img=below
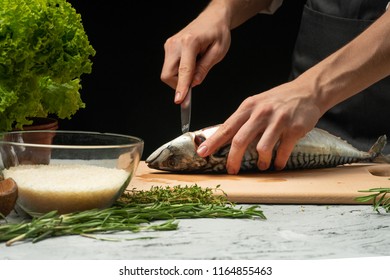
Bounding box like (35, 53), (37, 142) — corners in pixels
(160, 0), (390, 174)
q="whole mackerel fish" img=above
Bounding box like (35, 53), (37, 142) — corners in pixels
(146, 125), (388, 173)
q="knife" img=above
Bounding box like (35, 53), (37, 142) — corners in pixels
(180, 87), (192, 134)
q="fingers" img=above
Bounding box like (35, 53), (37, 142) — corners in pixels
(161, 36), (197, 103)
(255, 129), (291, 171)
(161, 38), (180, 89)
(164, 43), (225, 104)
(161, 29), (230, 104)
(273, 137), (298, 170)
(197, 122), (239, 158)
(226, 121), (261, 174)
(161, 34), (206, 104)
(197, 105), (257, 174)
(199, 122), (301, 174)
(173, 38), (198, 104)
(196, 99), (307, 174)
(255, 133), (276, 171)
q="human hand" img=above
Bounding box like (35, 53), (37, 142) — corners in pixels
(161, 9), (231, 104)
(196, 81), (323, 174)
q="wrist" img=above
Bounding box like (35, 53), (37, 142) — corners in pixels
(293, 69), (335, 116)
(207, 0), (272, 29)
(201, 0), (232, 28)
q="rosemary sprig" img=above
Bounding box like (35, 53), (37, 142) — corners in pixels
(355, 187), (390, 213)
(118, 184), (229, 205)
(0, 185), (266, 246)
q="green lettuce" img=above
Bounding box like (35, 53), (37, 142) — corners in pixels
(0, 0), (96, 131)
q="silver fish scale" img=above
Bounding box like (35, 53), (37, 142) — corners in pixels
(240, 142), (258, 171)
(287, 152), (359, 169)
(207, 145), (230, 172)
(236, 128), (378, 171)
(237, 150), (369, 171)
(207, 161), (226, 172)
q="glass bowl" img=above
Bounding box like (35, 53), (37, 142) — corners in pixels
(0, 130), (144, 216)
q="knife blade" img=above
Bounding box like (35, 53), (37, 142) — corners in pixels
(180, 87), (192, 134)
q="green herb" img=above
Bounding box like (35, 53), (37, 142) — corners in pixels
(118, 184), (229, 205)
(355, 188), (390, 213)
(0, 0), (95, 131)
(0, 185), (266, 246)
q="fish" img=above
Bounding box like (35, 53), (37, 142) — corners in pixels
(145, 125), (388, 173)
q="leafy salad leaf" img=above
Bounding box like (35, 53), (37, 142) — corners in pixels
(0, 0), (96, 131)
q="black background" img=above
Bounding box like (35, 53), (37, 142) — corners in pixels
(63, 0), (306, 159)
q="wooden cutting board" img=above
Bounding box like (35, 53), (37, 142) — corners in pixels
(128, 161), (390, 204)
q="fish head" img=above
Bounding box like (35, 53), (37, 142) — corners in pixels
(146, 132), (208, 172)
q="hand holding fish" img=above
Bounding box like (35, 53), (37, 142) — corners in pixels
(196, 81), (322, 174)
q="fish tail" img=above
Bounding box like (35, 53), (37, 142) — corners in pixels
(369, 135), (390, 163)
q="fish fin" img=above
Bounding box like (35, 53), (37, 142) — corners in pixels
(368, 135), (387, 155)
(368, 135), (390, 163)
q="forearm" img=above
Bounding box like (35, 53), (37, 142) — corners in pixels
(203, 0), (274, 29)
(299, 9), (390, 115)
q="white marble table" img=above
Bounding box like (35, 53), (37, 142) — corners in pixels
(1, 204), (389, 260)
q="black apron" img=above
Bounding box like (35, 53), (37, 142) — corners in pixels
(290, 0), (390, 153)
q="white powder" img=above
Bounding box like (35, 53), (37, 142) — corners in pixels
(3, 164), (131, 216)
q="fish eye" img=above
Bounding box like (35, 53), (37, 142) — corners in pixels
(167, 156), (177, 168)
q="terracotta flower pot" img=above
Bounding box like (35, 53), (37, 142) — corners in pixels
(22, 117), (59, 131)
(2, 117), (59, 166)
(0, 118), (59, 217)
